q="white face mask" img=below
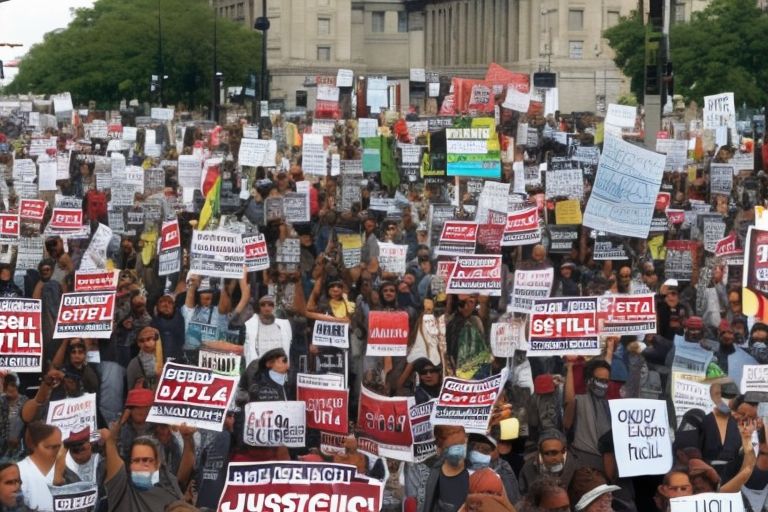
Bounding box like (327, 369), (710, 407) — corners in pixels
(269, 370), (287, 385)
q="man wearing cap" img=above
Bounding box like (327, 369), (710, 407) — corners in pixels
(118, 388), (155, 464)
(568, 467), (621, 512)
(63, 426), (106, 509)
(519, 429), (577, 495)
(243, 295), (292, 367)
(466, 433), (521, 505)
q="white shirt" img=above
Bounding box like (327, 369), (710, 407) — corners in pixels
(18, 456), (55, 512)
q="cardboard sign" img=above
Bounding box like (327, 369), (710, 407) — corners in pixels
(19, 199), (47, 222)
(446, 255), (502, 296)
(610, 399), (673, 478)
(583, 135), (665, 238)
(509, 268), (554, 313)
(436, 221), (478, 256)
(0, 298), (42, 373)
(158, 220), (181, 276)
(242, 233), (270, 272)
(312, 321), (349, 349)
(296, 383), (349, 434)
(703, 92), (736, 131)
(190, 230), (245, 279)
(217, 462), (384, 512)
(74, 270), (119, 292)
(243, 401), (306, 447)
(50, 208), (84, 231)
(431, 370), (507, 434)
(53, 292), (115, 339)
(596, 294), (657, 335)
(606, 104), (637, 128)
(367, 311), (409, 356)
(148, 362), (239, 431)
(357, 387), (414, 460)
(528, 297), (600, 356)
(501, 207), (541, 246)
(670, 493), (744, 512)
(46, 393), (98, 441)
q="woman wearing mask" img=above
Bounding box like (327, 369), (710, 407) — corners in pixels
(0, 461), (30, 512)
(422, 426), (470, 512)
(699, 383), (742, 478)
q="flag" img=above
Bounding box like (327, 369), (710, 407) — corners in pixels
(198, 175), (220, 231)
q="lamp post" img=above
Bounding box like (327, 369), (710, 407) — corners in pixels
(157, 0), (164, 105)
(254, 0), (270, 119)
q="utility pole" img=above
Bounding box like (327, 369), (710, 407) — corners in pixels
(254, 0), (270, 119)
(211, 11), (219, 123)
(157, 0), (164, 106)
(643, 0), (664, 147)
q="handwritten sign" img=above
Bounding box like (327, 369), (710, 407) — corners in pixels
(610, 398), (673, 478)
(670, 493), (744, 512)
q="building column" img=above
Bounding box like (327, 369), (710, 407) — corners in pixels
(508, 0), (518, 62)
(519, 0), (530, 61)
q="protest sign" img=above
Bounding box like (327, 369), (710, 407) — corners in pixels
(74, 270), (119, 292)
(606, 104), (637, 128)
(709, 163), (733, 196)
(217, 462), (384, 512)
(51, 483), (98, 512)
(312, 321), (349, 349)
(596, 294), (657, 335)
(501, 207), (541, 246)
(610, 399), (672, 478)
(16, 237), (44, 271)
(0, 298), (42, 372)
(446, 255), (502, 296)
(701, 215), (726, 254)
(283, 193), (310, 224)
(157, 220), (182, 276)
(338, 233), (362, 268)
(583, 135), (665, 238)
(242, 233), (270, 272)
(19, 199), (47, 222)
(672, 379), (713, 420)
(446, 119), (501, 179)
(357, 387), (414, 460)
(190, 230), (245, 279)
(743, 227), (768, 320)
(741, 365), (768, 394)
(475, 181), (510, 224)
(378, 243), (407, 275)
(672, 338), (713, 378)
(510, 268), (554, 313)
(0, 213), (19, 244)
(528, 297), (600, 356)
(149, 362), (239, 431)
(243, 401), (306, 447)
(177, 155), (202, 189)
(546, 168), (584, 199)
(296, 382), (349, 434)
(150, 107), (174, 121)
(198, 349), (242, 377)
(655, 139), (688, 172)
(555, 199), (583, 225)
(296, 373), (345, 390)
(548, 225), (579, 253)
(476, 222), (505, 254)
(53, 292), (115, 339)
(46, 393), (98, 441)
(79, 223), (113, 271)
(410, 399), (437, 462)
(49, 208), (84, 231)
(238, 138), (277, 167)
(436, 221), (478, 256)
(665, 240), (698, 281)
(367, 311), (409, 356)
(670, 493), (744, 512)
(302, 134), (327, 175)
(431, 370), (507, 434)
(715, 232), (742, 261)
(703, 93), (736, 131)
(490, 319), (528, 357)
(276, 237), (301, 264)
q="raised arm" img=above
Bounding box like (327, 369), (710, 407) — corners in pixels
(176, 424), (197, 489)
(100, 422), (125, 483)
(21, 368), (63, 424)
(563, 357), (577, 431)
(720, 422), (758, 493)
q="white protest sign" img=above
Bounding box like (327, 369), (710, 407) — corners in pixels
(151, 107), (175, 121)
(79, 223), (113, 271)
(358, 118), (379, 138)
(490, 320), (528, 357)
(46, 393), (98, 441)
(510, 268), (554, 313)
(670, 493), (744, 512)
(178, 155), (202, 189)
(703, 93), (736, 131)
(672, 379), (713, 420)
(378, 243), (407, 275)
(336, 69), (354, 88)
(238, 138), (277, 167)
(502, 87), (530, 112)
(301, 134), (327, 176)
(609, 398), (673, 478)
(51, 93), (74, 113)
(741, 365), (768, 394)
(296, 372), (345, 390)
(243, 401), (306, 447)
(317, 85), (340, 103)
(312, 321), (349, 349)
(606, 104), (637, 128)
(190, 230), (245, 278)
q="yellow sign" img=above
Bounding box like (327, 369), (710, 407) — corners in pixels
(555, 199), (582, 225)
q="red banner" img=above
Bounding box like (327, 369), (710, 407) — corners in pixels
(596, 294), (657, 335)
(446, 255), (502, 296)
(366, 311), (409, 356)
(53, 291), (115, 339)
(149, 362), (239, 431)
(357, 387), (413, 460)
(0, 298), (42, 373)
(161, 220), (181, 250)
(715, 232), (742, 258)
(501, 207), (541, 246)
(50, 208), (83, 230)
(296, 384), (349, 434)
(0, 213), (19, 242)
(243, 233), (270, 272)
(74, 270), (119, 292)
(19, 199), (47, 222)
(217, 462), (383, 512)
(437, 221), (478, 256)
(528, 297), (600, 356)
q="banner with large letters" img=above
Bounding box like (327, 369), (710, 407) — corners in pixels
(0, 298), (42, 372)
(528, 297), (600, 356)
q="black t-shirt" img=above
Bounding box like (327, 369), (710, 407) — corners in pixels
(436, 469), (469, 512)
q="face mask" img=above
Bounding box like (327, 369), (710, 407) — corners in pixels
(131, 470), (159, 490)
(538, 452), (566, 474)
(468, 450), (491, 468)
(589, 378), (608, 398)
(546, 461), (564, 474)
(269, 370), (287, 385)
(444, 444), (466, 467)
(716, 400), (731, 415)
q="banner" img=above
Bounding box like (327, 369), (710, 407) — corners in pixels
(0, 298), (42, 372)
(19, 199), (47, 222)
(666, 240), (698, 281)
(243, 401), (306, 447)
(509, 268), (554, 313)
(198, 349), (242, 377)
(51, 483), (98, 512)
(312, 321), (349, 349)
(436, 221), (478, 256)
(357, 387), (414, 460)
(583, 135), (665, 238)
(409, 399), (437, 462)
(446, 119), (501, 179)
(296, 382), (349, 434)
(596, 294), (657, 335)
(158, 220), (181, 276)
(609, 399), (673, 478)
(74, 270), (119, 292)
(0, 213), (19, 244)
(366, 311), (409, 356)
(670, 493), (744, 512)
(489, 320), (528, 357)
(148, 362), (239, 431)
(501, 207), (541, 246)
(46, 393), (98, 441)
(190, 230), (245, 279)
(217, 462), (384, 512)
(49, 207), (84, 231)
(715, 232), (742, 261)
(741, 365), (768, 394)
(243, 233), (270, 272)
(672, 379), (712, 420)
(743, 227), (768, 321)
(431, 370), (507, 434)
(446, 255), (502, 296)
(528, 297), (600, 356)
(378, 243), (407, 275)
(53, 292), (116, 339)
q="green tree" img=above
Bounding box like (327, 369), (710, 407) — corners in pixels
(5, 0), (261, 109)
(604, 0), (768, 107)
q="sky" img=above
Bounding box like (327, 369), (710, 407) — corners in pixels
(1, 0), (96, 84)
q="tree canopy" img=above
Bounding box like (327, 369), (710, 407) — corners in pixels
(4, 0), (261, 109)
(604, 0), (768, 107)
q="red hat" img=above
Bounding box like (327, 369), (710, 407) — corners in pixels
(685, 316), (704, 330)
(125, 388), (154, 408)
(64, 426), (91, 446)
(534, 374), (556, 395)
(719, 319), (732, 333)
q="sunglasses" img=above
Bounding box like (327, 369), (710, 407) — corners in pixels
(131, 457), (156, 465)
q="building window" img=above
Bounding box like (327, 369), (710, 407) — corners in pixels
(675, 3), (686, 23)
(318, 17), (331, 35)
(318, 0), (329, 5)
(398, 11), (408, 32)
(237, 2), (244, 18)
(372, 11), (385, 32)
(317, 46), (331, 61)
(606, 10), (620, 28)
(569, 40), (583, 59)
(568, 9), (584, 31)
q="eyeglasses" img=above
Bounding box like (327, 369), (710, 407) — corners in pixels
(130, 457), (156, 465)
(419, 368), (440, 375)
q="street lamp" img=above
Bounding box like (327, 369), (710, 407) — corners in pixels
(254, 0), (269, 119)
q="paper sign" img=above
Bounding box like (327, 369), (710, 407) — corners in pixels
(0, 298), (42, 373)
(190, 230), (245, 279)
(367, 311), (409, 356)
(243, 401), (306, 447)
(357, 387), (414, 460)
(296, 383), (349, 434)
(528, 297), (599, 356)
(606, 104), (637, 128)
(510, 268), (554, 313)
(312, 321), (349, 349)
(555, 199), (583, 225)
(431, 370), (507, 434)
(53, 292), (116, 339)
(703, 93), (736, 131)
(502, 87), (530, 112)
(46, 393), (98, 441)
(610, 398), (673, 478)
(501, 207), (541, 246)
(446, 255), (502, 296)
(670, 493), (744, 512)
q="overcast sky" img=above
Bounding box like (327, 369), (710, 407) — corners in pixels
(1, 0), (96, 82)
